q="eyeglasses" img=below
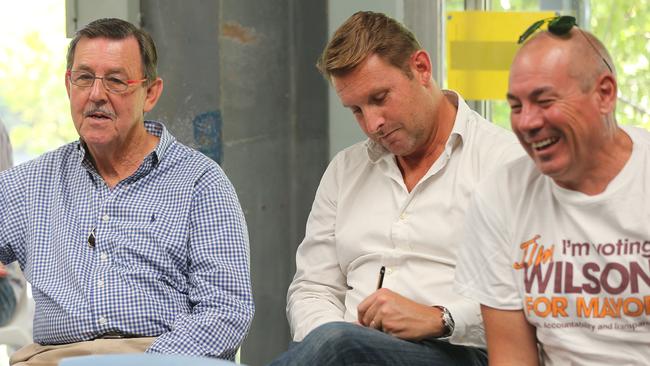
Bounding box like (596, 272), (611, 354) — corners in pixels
(66, 70), (147, 94)
(517, 15), (613, 73)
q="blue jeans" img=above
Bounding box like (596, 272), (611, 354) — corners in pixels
(268, 322), (487, 366)
(0, 277), (17, 326)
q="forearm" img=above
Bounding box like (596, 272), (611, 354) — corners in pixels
(482, 305), (539, 366)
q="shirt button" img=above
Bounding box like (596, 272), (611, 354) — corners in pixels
(399, 213), (407, 221)
(386, 268), (393, 275)
(98, 316), (108, 325)
(102, 214), (110, 222)
(100, 252), (108, 261)
(98, 279), (105, 287)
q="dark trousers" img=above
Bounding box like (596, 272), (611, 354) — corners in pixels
(268, 321), (487, 366)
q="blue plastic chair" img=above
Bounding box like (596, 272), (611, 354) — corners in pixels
(59, 354), (243, 366)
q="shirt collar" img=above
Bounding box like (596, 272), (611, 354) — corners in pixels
(365, 89), (471, 163)
(144, 120), (175, 164)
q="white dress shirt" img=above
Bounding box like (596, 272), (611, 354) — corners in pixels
(287, 91), (524, 347)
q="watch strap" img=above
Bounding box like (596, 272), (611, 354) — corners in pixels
(432, 305), (455, 338)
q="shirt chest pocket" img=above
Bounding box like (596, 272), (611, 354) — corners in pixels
(110, 211), (189, 275)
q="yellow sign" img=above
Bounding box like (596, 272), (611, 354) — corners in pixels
(446, 11), (555, 100)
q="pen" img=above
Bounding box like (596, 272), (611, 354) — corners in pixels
(377, 266), (385, 289)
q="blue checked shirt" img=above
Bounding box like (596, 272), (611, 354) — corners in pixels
(0, 121), (254, 359)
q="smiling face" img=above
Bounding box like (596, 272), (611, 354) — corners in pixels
(332, 53), (436, 159)
(507, 36), (609, 185)
(66, 36), (161, 152)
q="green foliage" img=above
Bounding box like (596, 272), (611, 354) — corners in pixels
(0, 0), (648, 162)
(0, 0), (75, 160)
(592, 1), (650, 128)
(486, 0), (650, 130)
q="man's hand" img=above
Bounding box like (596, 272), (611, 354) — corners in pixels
(357, 288), (445, 341)
(0, 263), (6, 277)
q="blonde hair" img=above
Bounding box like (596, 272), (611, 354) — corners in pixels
(317, 11), (421, 79)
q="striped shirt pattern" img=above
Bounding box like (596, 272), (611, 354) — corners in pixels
(0, 121), (254, 359)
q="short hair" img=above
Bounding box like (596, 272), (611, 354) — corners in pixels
(524, 28), (615, 92)
(66, 18), (158, 83)
(317, 11), (421, 79)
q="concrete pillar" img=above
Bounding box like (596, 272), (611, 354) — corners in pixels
(141, 1), (328, 364)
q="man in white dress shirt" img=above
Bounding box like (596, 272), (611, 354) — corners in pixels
(269, 11), (522, 366)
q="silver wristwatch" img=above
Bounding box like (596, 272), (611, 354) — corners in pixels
(433, 305), (455, 338)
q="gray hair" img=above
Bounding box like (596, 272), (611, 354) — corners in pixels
(66, 18), (158, 82)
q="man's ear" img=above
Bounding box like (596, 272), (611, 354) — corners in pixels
(143, 77), (164, 113)
(65, 72), (71, 99)
(595, 73), (617, 114)
(410, 50), (432, 85)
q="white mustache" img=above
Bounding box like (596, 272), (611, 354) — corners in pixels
(83, 107), (116, 119)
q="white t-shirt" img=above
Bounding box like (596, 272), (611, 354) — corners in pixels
(455, 126), (650, 365)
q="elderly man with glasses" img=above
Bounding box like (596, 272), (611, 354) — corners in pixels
(455, 17), (650, 365)
(0, 18), (253, 366)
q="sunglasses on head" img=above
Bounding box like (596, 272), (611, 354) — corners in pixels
(517, 15), (613, 73)
(517, 15), (576, 44)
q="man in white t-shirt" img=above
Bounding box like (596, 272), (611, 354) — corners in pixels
(455, 16), (650, 365)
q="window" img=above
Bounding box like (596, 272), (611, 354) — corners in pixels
(445, 0), (650, 131)
(0, 0), (74, 164)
